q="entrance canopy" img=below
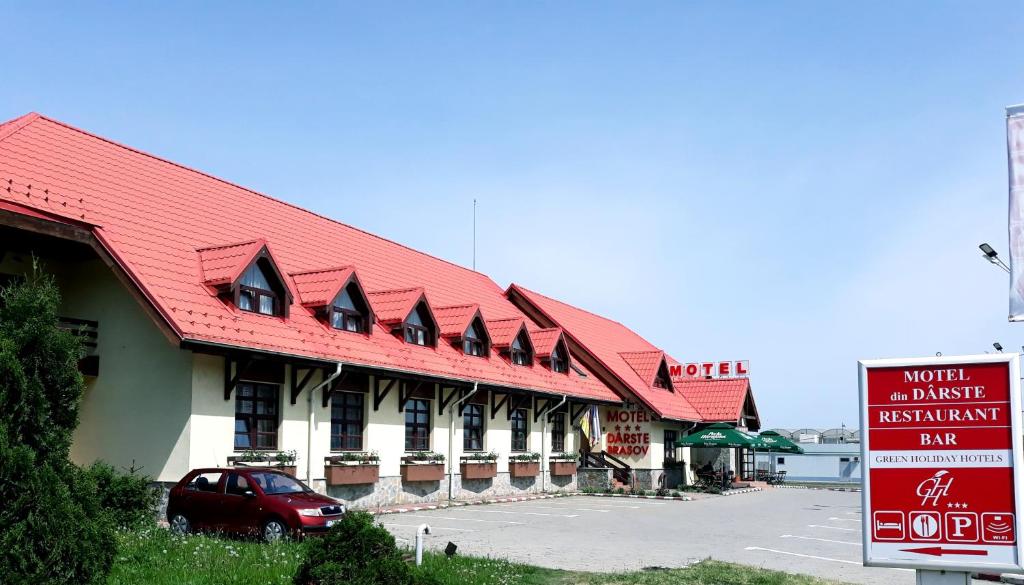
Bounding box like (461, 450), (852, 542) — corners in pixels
(676, 423), (755, 448)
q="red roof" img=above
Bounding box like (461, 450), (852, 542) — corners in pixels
(433, 304), (481, 338)
(197, 239), (266, 286)
(673, 377), (753, 423)
(529, 328), (564, 358)
(508, 284), (705, 422)
(290, 266), (358, 308)
(366, 287), (428, 326)
(0, 112), (620, 403)
(618, 351), (668, 388)
(486, 317), (528, 349)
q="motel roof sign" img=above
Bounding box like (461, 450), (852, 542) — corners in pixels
(858, 353), (1024, 573)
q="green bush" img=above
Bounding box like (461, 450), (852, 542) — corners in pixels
(293, 511), (439, 585)
(83, 461), (160, 527)
(0, 269), (116, 584)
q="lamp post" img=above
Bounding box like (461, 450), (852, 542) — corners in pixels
(979, 243), (1010, 273)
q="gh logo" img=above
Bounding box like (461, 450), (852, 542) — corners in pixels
(916, 470), (953, 507)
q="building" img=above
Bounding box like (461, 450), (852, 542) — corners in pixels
(759, 428), (861, 484)
(0, 112), (761, 508)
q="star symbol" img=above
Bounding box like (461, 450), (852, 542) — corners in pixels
(634, 425), (641, 431)
(615, 425), (621, 432)
(947, 503), (954, 509)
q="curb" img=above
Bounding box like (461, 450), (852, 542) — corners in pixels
(576, 492), (694, 502)
(721, 487), (762, 496)
(775, 485), (862, 493)
(371, 493), (571, 516)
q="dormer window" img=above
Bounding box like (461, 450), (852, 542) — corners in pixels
(331, 283), (368, 333)
(653, 371), (670, 388)
(404, 303), (434, 346)
(510, 331), (532, 366)
(463, 319), (488, 357)
(238, 261), (281, 316)
(550, 344), (568, 373)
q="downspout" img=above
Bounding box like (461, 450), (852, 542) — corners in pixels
(542, 395), (568, 493)
(448, 382), (479, 500)
(307, 363), (343, 486)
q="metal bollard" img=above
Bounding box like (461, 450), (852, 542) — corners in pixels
(415, 524), (431, 566)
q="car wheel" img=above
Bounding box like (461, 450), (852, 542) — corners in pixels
(263, 519), (288, 543)
(169, 513), (191, 536)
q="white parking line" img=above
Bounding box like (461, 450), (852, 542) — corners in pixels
(460, 509), (579, 518)
(381, 523), (476, 532)
(391, 514), (523, 524)
(807, 524), (858, 532)
(493, 504), (611, 513)
(780, 534), (861, 546)
(745, 547), (861, 565)
(827, 517), (860, 522)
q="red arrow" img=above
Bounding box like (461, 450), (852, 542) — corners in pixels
(901, 547), (988, 557)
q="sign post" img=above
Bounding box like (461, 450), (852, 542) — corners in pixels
(859, 353), (1024, 583)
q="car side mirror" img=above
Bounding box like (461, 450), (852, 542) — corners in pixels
(243, 490), (256, 498)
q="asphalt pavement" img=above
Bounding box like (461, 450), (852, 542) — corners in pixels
(377, 489), (916, 585)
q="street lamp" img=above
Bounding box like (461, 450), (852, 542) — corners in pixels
(994, 342), (1004, 352)
(979, 243), (1010, 273)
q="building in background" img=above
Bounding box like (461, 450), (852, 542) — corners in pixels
(760, 428), (861, 484)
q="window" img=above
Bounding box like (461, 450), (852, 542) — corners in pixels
(331, 392), (364, 451)
(463, 404), (484, 451)
(405, 398), (431, 450)
(664, 430), (678, 461)
(551, 413), (566, 452)
(777, 457), (785, 465)
(330, 284), (367, 333)
(225, 473), (251, 496)
(511, 408), (528, 451)
(186, 472), (223, 493)
(463, 319), (487, 357)
(653, 371), (670, 389)
(238, 262), (280, 316)
(249, 471), (309, 495)
(234, 382), (279, 450)
(510, 332), (531, 366)
(653, 361), (672, 389)
(404, 304), (433, 346)
(550, 344), (568, 373)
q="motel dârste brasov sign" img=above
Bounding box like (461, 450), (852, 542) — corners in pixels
(859, 354), (1024, 572)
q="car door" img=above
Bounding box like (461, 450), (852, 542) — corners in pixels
(180, 471), (225, 531)
(218, 472), (261, 536)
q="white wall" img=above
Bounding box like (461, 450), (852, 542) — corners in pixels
(49, 257), (194, 483)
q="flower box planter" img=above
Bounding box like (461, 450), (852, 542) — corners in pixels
(401, 463), (445, 482)
(325, 464), (379, 486)
(509, 462), (540, 478)
(227, 458), (297, 477)
(549, 461), (577, 477)
(273, 465), (298, 477)
(460, 462), (497, 480)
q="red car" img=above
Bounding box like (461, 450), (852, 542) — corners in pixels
(167, 468), (346, 541)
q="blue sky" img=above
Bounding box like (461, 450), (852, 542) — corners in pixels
(4, 2), (1023, 428)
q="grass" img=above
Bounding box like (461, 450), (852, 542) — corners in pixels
(108, 527), (847, 585)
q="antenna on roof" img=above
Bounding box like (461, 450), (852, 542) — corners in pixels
(472, 198), (477, 271)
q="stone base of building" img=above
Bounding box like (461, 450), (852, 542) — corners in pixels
(577, 467), (612, 491)
(327, 471), (577, 509)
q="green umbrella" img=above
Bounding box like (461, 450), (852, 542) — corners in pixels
(756, 430), (805, 454)
(676, 423), (757, 448)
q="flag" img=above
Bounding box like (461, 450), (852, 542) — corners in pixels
(579, 405), (602, 448)
(1008, 104), (1024, 320)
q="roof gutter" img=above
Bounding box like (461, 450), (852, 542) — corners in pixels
(181, 337), (621, 405)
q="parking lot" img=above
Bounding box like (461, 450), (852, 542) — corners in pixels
(377, 489), (915, 585)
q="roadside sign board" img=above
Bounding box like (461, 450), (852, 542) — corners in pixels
(859, 353), (1024, 572)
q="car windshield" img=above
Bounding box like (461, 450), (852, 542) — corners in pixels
(248, 471), (311, 495)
